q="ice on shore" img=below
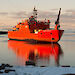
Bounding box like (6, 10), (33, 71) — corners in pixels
(0, 65), (75, 75)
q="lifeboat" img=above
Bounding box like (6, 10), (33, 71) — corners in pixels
(8, 40), (63, 66)
(8, 8), (64, 42)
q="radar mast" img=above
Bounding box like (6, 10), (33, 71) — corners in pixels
(33, 6), (37, 19)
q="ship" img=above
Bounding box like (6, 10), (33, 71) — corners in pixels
(8, 7), (64, 42)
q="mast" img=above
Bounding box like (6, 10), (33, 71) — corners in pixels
(33, 6), (37, 19)
(55, 8), (61, 25)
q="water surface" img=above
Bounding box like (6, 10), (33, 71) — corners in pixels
(0, 30), (75, 67)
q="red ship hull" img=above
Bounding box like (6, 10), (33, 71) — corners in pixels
(8, 29), (64, 42)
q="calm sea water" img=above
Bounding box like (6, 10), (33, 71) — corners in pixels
(0, 30), (75, 67)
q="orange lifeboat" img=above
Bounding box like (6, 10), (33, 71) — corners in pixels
(8, 8), (64, 42)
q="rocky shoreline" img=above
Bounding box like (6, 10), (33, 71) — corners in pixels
(0, 31), (8, 34)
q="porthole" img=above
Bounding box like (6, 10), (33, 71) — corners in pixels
(52, 38), (54, 40)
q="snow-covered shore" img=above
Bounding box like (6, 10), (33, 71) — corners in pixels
(0, 64), (75, 75)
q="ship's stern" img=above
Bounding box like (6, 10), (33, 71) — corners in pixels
(59, 30), (64, 41)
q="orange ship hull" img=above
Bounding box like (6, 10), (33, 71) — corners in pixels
(8, 29), (64, 42)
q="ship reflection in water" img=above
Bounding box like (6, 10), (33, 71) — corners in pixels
(8, 40), (63, 66)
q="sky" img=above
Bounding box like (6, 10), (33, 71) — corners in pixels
(0, 0), (75, 30)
